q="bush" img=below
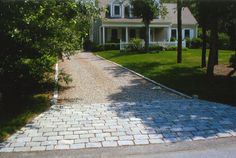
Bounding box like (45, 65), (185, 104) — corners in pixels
(185, 38), (191, 48)
(191, 37), (202, 48)
(166, 46), (177, 51)
(103, 43), (120, 50)
(218, 33), (230, 50)
(229, 54), (236, 69)
(91, 44), (104, 52)
(149, 45), (164, 52)
(126, 38), (143, 52)
(165, 46), (188, 51)
(91, 43), (120, 52)
(170, 37), (176, 42)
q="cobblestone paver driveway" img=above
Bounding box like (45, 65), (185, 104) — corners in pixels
(1, 53), (236, 152)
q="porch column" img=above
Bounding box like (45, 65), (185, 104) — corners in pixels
(126, 27), (128, 43)
(168, 26), (171, 42)
(102, 26), (105, 44)
(149, 27), (151, 43)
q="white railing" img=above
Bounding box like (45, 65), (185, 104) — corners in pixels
(150, 41), (186, 48)
(120, 40), (186, 51)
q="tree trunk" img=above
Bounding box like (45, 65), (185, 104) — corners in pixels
(177, 0), (182, 63)
(215, 49), (219, 65)
(201, 26), (207, 68)
(207, 24), (218, 77)
(144, 22), (149, 52)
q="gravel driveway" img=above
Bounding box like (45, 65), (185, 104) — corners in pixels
(58, 52), (183, 104)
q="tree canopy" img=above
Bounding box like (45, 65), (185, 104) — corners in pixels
(0, 0), (99, 99)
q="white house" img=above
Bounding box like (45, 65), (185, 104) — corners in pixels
(90, 0), (198, 47)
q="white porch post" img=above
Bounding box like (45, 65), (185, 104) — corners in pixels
(102, 26), (105, 44)
(168, 26), (171, 42)
(149, 27), (151, 43)
(126, 27), (128, 43)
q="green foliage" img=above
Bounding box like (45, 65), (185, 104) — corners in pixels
(149, 45), (164, 52)
(218, 33), (230, 50)
(131, 0), (159, 23)
(127, 38), (143, 52)
(185, 37), (191, 48)
(165, 46), (188, 51)
(104, 43), (120, 50)
(191, 37), (202, 48)
(229, 54), (236, 69)
(0, 0), (99, 100)
(170, 37), (176, 42)
(91, 43), (120, 52)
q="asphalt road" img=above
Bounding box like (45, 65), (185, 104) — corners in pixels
(1, 137), (236, 158)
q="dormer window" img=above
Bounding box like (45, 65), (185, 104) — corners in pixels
(113, 4), (121, 17)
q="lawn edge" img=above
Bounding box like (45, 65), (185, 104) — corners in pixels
(95, 53), (192, 99)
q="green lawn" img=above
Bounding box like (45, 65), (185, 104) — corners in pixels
(0, 93), (50, 141)
(95, 49), (236, 105)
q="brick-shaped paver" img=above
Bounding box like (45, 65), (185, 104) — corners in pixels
(0, 100), (236, 152)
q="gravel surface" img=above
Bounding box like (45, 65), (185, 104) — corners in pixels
(58, 52), (183, 104)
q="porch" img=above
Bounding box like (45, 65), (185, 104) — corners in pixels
(99, 26), (171, 45)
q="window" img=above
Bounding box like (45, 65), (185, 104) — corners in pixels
(114, 5), (120, 16)
(171, 29), (177, 38)
(184, 29), (190, 38)
(124, 6), (129, 18)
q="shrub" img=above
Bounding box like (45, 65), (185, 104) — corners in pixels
(218, 33), (230, 50)
(191, 37), (202, 48)
(91, 44), (104, 52)
(91, 43), (120, 52)
(149, 45), (164, 52)
(185, 37), (191, 48)
(170, 37), (176, 42)
(229, 54), (236, 69)
(103, 43), (120, 50)
(165, 46), (188, 51)
(127, 38), (143, 52)
(166, 46), (177, 51)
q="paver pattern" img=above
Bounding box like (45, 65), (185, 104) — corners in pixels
(1, 100), (236, 152)
(1, 52), (236, 152)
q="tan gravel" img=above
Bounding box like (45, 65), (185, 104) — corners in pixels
(58, 52), (183, 104)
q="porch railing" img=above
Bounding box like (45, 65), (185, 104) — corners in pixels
(120, 40), (186, 51)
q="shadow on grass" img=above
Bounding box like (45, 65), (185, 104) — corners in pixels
(0, 93), (50, 142)
(119, 62), (236, 106)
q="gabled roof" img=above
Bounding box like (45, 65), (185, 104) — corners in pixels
(98, 0), (198, 25)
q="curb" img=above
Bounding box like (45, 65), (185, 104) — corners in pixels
(95, 54), (192, 99)
(51, 62), (59, 105)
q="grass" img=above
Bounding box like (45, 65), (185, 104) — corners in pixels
(95, 49), (236, 106)
(0, 93), (50, 141)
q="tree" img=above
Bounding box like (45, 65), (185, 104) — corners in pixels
(197, 1), (209, 68)
(177, 0), (182, 63)
(131, 0), (165, 52)
(205, 1), (236, 76)
(0, 0), (99, 100)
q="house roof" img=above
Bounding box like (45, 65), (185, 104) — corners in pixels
(98, 0), (198, 25)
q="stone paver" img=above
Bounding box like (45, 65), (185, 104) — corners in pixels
(0, 100), (236, 152)
(1, 53), (236, 152)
